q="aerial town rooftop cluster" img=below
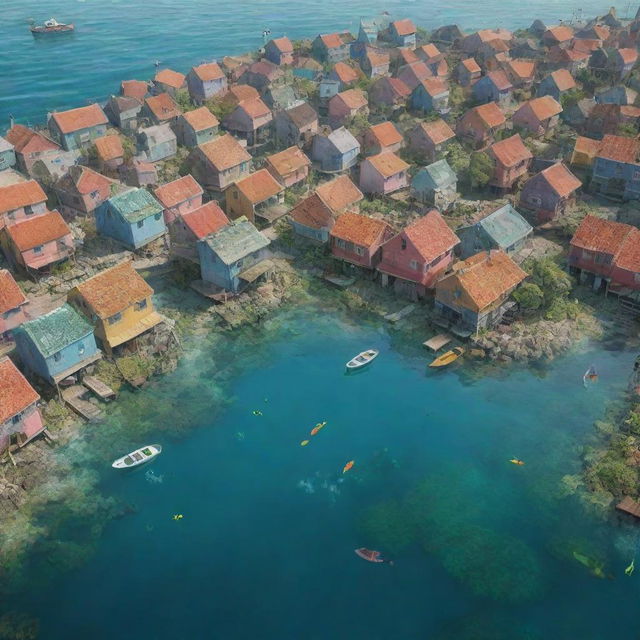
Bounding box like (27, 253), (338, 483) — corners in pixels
(2, 8), (640, 455)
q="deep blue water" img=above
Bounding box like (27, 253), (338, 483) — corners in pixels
(1, 0), (631, 126)
(13, 309), (640, 639)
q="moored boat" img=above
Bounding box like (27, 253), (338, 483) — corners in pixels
(30, 18), (75, 36)
(112, 444), (162, 469)
(583, 364), (598, 387)
(346, 349), (379, 370)
(429, 346), (464, 368)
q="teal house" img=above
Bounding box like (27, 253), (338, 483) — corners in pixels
(0, 137), (16, 172)
(14, 304), (101, 385)
(95, 188), (166, 250)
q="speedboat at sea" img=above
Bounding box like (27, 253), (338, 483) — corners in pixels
(30, 18), (75, 36)
(346, 349), (379, 370)
(112, 444), (162, 469)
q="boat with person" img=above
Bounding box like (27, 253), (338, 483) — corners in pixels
(346, 349), (379, 370)
(112, 444), (162, 469)
(354, 548), (392, 565)
(583, 364), (598, 387)
(30, 18), (75, 36)
(429, 346), (464, 369)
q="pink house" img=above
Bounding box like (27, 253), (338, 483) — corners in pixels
(265, 146), (311, 188)
(153, 174), (204, 224)
(487, 134), (533, 192)
(222, 97), (273, 147)
(328, 89), (369, 126)
(330, 211), (393, 269)
(54, 166), (115, 217)
(359, 152), (410, 195)
(0, 269), (28, 340)
(0, 357), (45, 453)
(0, 180), (48, 230)
(512, 96), (563, 137)
(378, 209), (460, 298)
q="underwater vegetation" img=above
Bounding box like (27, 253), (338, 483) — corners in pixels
(431, 610), (542, 640)
(0, 612), (39, 640)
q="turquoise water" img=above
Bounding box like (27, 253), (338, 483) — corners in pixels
(2, 0), (629, 126)
(8, 308), (640, 639)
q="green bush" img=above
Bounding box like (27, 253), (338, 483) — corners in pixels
(512, 282), (544, 310)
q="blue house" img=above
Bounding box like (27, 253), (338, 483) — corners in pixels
(388, 19), (417, 48)
(136, 124), (177, 162)
(0, 137), (16, 172)
(311, 127), (360, 173)
(198, 218), (271, 293)
(95, 187), (167, 250)
(14, 304), (101, 385)
(472, 71), (513, 106)
(410, 79), (450, 114)
(48, 103), (109, 151)
(591, 134), (640, 200)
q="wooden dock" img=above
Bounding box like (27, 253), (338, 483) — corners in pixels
(423, 333), (452, 352)
(83, 376), (116, 400)
(62, 386), (103, 422)
(324, 274), (356, 289)
(616, 496), (640, 518)
(384, 304), (416, 323)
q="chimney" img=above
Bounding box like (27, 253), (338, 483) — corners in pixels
(9, 114), (14, 130)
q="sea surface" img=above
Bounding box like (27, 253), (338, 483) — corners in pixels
(0, 0), (632, 126)
(6, 307), (640, 639)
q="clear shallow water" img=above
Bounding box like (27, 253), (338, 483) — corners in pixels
(9, 309), (640, 639)
(1, 0), (630, 126)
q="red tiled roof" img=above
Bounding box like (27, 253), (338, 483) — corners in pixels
(597, 134), (640, 163)
(508, 59), (536, 79)
(367, 122), (403, 147)
(154, 174), (203, 208)
(182, 106), (219, 131)
(487, 70), (512, 91)
(418, 119), (455, 145)
(74, 261), (153, 318)
(6, 210), (70, 251)
(62, 166), (113, 196)
(0, 180), (47, 215)
(270, 37), (293, 54)
(51, 103), (108, 135)
(192, 62), (225, 82)
(5, 125), (59, 155)
(333, 62), (360, 84)
(225, 85), (260, 105)
(574, 136), (601, 157)
(571, 215), (635, 256)
(234, 169), (282, 203)
(94, 134), (124, 161)
(419, 43), (441, 59)
(365, 152), (410, 178)
(0, 357), (39, 424)
(397, 48), (419, 65)
(419, 76), (448, 96)
(485, 38), (510, 53)
(473, 102), (506, 129)
(404, 209), (459, 262)
(387, 77), (411, 97)
(540, 162), (582, 197)
(198, 134), (251, 171)
(490, 134), (532, 167)
(572, 38), (602, 53)
(266, 146), (311, 178)
(121, 80), (149, 101)
(240, 97), (271, 119)
(154, 68), (186, 89)
(334, 88), (368, 110)
(290, 193), (334, 230)
(247, 60), (281, 79)
(621, 105), (640, 118)
(618, 48), (639, 64)
(366, 49), (390, 68)
(181, 201), (229, 240)
(331, 211), (391, 247)
(461, 58), (481, 73)
(523, 95), (563, 121)
(616, 227), (640, 273)
(550, 69), (576, 91)
(320, 33), (344, 49)
(545, 25), (574, 43)
(392, 19), (416, 36)
(315, 175), (363, 213)
(145, 93), (182, 121)
(0, 269), (27, 314)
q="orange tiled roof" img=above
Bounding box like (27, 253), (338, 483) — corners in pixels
(397, 48), (419, 65)
(6, 210), (71, 252)
(387, 77), (411, 98)
(540, 162), (582, 197)
(192, 62), (225, 82)
(59, 165), (113, 196)
(225, 85), (260, 105)
(234, 169), (282, 203)
(490, 134), (532, 167)
(419, 43), (441, 59)
(154, 68), (186, 89)
(51, 103), (108, 135)
(240, 97), (271, 119)
(333, 62), (360, 84)
(315, 175), (363, 213)
(572, 38), (602, 53)
(571, 215), (635, 256)
(550, 69), (576, 91)
(621, 105), (640, 118)
(94, 134), (124, 161)
(5, 125), (59, 154)
(121, 79), (149, 101)
(487, 70), (512, 91)
(615, 227), (640, 273)
(182, 106), (219, 131)
(420, 76), (448, 96)
(0, 357), (39, 424)
(597, 134), (640, 163)
(320, 33), (344, 49)
(270, 37), (293, 54)
(545, 25), (574, 42)
(367, 122), (403, 147)
(461, 58), (481, 73)
(618, 48), (639, 64)
(0, 180), (47, 215)
(290, 193), (334, 230)
(145, 93), (182, 121)
(474, 102), (506, 129)
(508, 59), (536, 79)
(334, 88), (368, 110)
(181, 201), (229, 240)
(331, 211), (391, 246)
(365, 152), (409, 178)
(0, 269), (27, 315)
(574, 136), (601, 157)
(198, 134), (251, 171)
(266, 146), (311, 178)
(524, 95), (563, 121)
(404, 209), (459, 263)
(74, 261), (153, 319)
(366, 49), (390, 68)
(392, 19), (416, 36)
(154, 174), (203, 208)
(418, 119), (455, 145)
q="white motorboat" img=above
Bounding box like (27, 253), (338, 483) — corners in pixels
(346, 349), (379, 370)
(112, 444), (162, 469)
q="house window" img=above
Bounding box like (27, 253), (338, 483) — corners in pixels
(135, 299), (148, 311)
(401, 238), (407, 250)
(595, 253), (611, 265)
(633, 171), (640, 181)
(78, 343), (85, 355)
(53, 352), (62, 362)
(108, 312), (122, 325)
(25, 205), (34, 216)
(454, 288), (462, 299)
(233, 191), (239, 200)
(154, 213), (161, 221)
(236, 259), (244, 269)
(91, 190), (99, 199)
(12, 415), (20, 425)
(137, 220), (144, 228)
(424, 262), (430, 273)
(336, 238), (346, 249)
(33, 245), (43, 254)
(582, 250), (591, 260)
(410, 259), (419, 270)
(354, 246), (365, 256)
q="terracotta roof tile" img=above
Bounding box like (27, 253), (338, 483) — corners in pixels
(387, 77), (411, 97)
(487, 70), (512, 91)
(618, 48), (638, 64)
(397, 62), (433, 88)
(0, 357), (39, 424)
(404, 209), (459, 262)
(0, 269), (27, 314)
(616, 227), (640, 273)
(397, 48), (419, 65)
(540, 162), (582, 197)
(145, 93), (182, 121)
(121, 80), (149, 101)
(366, 49), (390, 68)
(0, 180), (47, 215)
(367, 122), (403, 147)
(315, 175), (363, 213)
(331, 211), (391, 246)
(621, 105), (640, 118)
(334, 88), (368, 110)
(225, 85), (260, 105)
(154, 175), (203, 208)
(5, 125), (59, 155)
(489, 134), (532, 167)
(418, 119), (456, 145)
(266, 146), (311, 178)
(571, 215), (634, 255)
(192, 62), (225, 82)
(332, 62), (360, 84)
(198, 134), (251, 171)
(6, 210), (71, 252)
(545, 25), (574, 42)
(461, 58), (481, 73)
(57, 166), (113, 196)
(523, 95), (563, 121)
(597, 134), (640, 163)
(572, 38), (602, 53)
(508, 59), (536, 79)
(550, 69), (576, 91)
(320, 33), (344, 49)
(474, 102), (506, 128)
(74, 261), (153, 319)
(51, 103), (108, 135)
(485, 38), (511, 53)
(284, 102), (318, 128)
(94, 134), (124, 161)
(182, 106), (219, 131)
(239, 97), (271, 119)
(247, 60), (281, 79)
(574, 136), (601, 157)
(392, 19), (416, 36)
(270, 37), (293, 54)
(154, 68), (186, 89)
(181, 201), (229, 240)
(234, 169), (282, 203)
(419, 43), (442, 59)
(419, 76), (448, 96)
(290, 193), (334, 230)
(365, 152), (410, 178)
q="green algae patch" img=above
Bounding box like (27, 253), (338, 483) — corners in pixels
(358, 500), (416, 554)
(0, 612), (39, 640)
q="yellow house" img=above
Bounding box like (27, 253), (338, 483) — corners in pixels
(571, 136), (600, 169)
(225, 168), (285, 225)
(68, 260), (163, 354)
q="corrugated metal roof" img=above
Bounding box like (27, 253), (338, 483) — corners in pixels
(415, 159), (457, 189)
(110, 188), (164, 223)
(203, 218), (270, 265)
(478, 204), (532, 249)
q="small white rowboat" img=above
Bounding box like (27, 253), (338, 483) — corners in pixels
(346, 349), (379, 370)
(112, 444), (162, 469)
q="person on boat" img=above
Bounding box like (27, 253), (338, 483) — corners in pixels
(625, 559), (635, 576)
(252, 410), (263, 416)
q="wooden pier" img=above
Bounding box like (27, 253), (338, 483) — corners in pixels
(83, 376), (116, 400)
(616, 496), (640, 518)
(62, 385), (103, 422)
(384, 304), (416, 323)
(423, 333), (452, 352)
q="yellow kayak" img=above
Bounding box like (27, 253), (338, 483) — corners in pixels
(429, 347), (464, 368)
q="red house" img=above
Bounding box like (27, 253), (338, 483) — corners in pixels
(378, 209), (459, 298)
(330, 212), (393, 269)
(456, 102), (506, 149)
(512, 96), (563, 137)
(0, 180), (48, 230)
(487, 134), (533, 192)
(362, 121), (404, 156)
(154, 174), (204, 224)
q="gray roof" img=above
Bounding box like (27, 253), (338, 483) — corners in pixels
(203, 218), (270, 264)
(139, 123), (176, 145)
(328, 127), (359, 154)
(413, 159), (457, 189)
(285, 102), (318, 128)
(477, 204), (532, 249)
(109, 187), (164, 223)
(0, 136), (14, 153)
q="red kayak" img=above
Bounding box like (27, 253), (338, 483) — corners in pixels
(355, 548), (386, 563)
